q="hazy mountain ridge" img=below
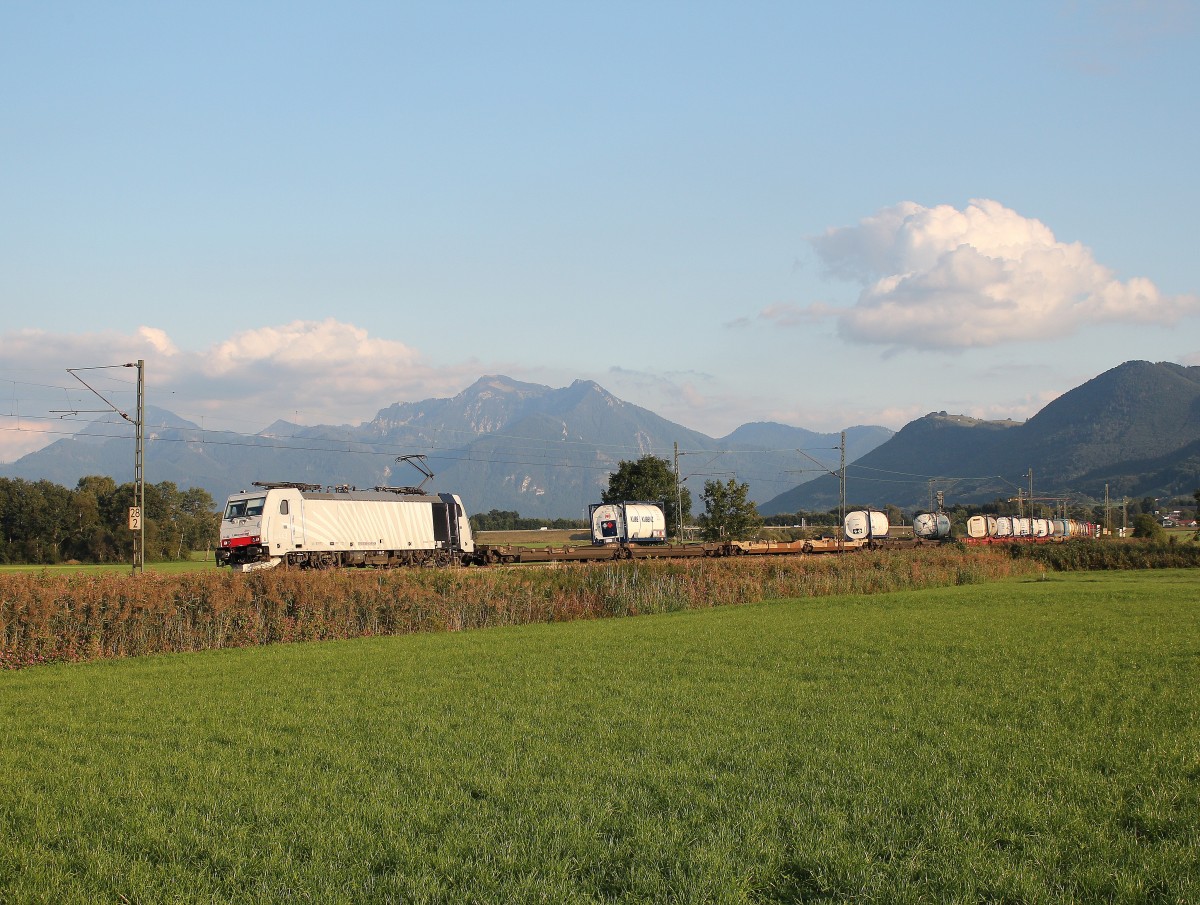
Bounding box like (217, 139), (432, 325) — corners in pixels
(12, 363), (1196, 517)
(1, 377), (892, 518)
(762, 360), (1200, 513)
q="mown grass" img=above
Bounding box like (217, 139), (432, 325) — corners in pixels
(1, 569), (1197, 902)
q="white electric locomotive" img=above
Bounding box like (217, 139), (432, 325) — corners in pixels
(217, 482), (477, 571)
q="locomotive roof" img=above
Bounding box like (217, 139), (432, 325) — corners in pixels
(298, 489), (444, 503)
(233, 484), (445, 504)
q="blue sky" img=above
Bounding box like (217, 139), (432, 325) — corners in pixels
(2, 1), (1198, 462)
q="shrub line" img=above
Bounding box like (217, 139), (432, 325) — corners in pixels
(0, 549), (1059, 669)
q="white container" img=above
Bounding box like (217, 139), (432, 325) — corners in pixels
(913, 512), (951, 540)
(844, 509), (889, 541)
(589, 502), (667, 545)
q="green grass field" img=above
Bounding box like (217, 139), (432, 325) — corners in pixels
(1, 570), (1196, 903)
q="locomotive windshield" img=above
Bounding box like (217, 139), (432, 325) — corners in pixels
(224, 496), (266, 520)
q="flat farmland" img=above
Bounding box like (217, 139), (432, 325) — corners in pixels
(476, 529), (589, 547)
(0, 570), (1196, 903)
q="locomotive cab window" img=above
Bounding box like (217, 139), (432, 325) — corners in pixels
(280, 500), (289, 515)
(225, 496), (266, 519)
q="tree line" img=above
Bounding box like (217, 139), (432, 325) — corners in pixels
(0, 476), (218, 565)
(469, 510), (587, 531)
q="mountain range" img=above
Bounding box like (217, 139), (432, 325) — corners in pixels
(761, 360), (1200, 513)
(7, 361), (1196, 517)
(0, 376), (891, 518)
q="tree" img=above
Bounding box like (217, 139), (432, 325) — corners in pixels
(697, 478), (762, 541)
(1132, 513), (1165, 542)
(603, 455), (691, 537)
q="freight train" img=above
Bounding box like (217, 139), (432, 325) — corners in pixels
(217, 482), (1096, 572)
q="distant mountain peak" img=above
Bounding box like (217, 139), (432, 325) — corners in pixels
(921, 412), (1020, 429)
(461, 375), (547, 397)
(258, 420), (303, 438)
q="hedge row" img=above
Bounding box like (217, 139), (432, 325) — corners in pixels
(1, 549), (1038, 669)
(1007, 539), (1200, 571)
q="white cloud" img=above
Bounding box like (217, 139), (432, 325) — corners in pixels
(137, 326), (179, 356)
(0, 321), (505, 460)
(765, 199), (1199, 351)
(206, 319), (420, 379)
(193, 320), (506, 427)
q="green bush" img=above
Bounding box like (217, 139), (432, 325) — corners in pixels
(1008, 539), (1200, 571)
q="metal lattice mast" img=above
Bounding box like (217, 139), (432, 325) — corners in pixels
(133, 360), (145, 574)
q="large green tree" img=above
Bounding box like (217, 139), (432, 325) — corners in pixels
(602, 455), (691, 538)
(697, 478), (762, 541)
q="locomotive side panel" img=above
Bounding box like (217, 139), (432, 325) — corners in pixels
(299, 496), (439, 553)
